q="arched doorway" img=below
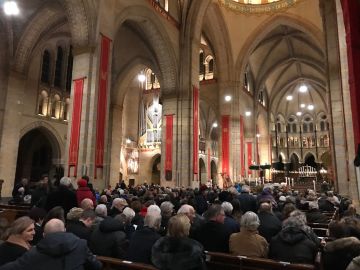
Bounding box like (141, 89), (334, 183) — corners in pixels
(15, 127), (60, 184)
(151, 155), (161, 185)
(304, 153), (317, 168)
(289, 153), (300, 171)
(199, 158), (206, 184)
(210, 160), (217, 185)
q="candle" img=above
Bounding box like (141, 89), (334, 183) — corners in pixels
(313, 180), (316, 192)
(255, 178), (258, 186)
(291, 178), (294, 187)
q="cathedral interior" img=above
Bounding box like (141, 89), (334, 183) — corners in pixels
(0, 0), (359, 202)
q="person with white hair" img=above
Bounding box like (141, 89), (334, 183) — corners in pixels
(126, 211), (162, 264)
(1, 218), (102, 270)
(147, 204), (161, 216)
(92, 204), (107, 228)
(221, 201), (240, 234)
(305, 201), (328, 224)
(110, 198), (128, 217)
(177, 204), (205, 237)
(238, 185), (258, 213)
(44, 176), (77, 215)
(229, 211), (268, 258)
(160, 201), (174, 235)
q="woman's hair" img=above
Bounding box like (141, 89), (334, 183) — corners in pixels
(167, 214), (191, 238)
(282, 203), (296, 220)
(240, 211), (260, 231)
(4, 216), (34, 239)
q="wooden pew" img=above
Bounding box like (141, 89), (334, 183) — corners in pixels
(0, 204), (31, 222)
(0, 209), (17, 223)
(97, 256), (157, 270)
(205, 251), (317, 270)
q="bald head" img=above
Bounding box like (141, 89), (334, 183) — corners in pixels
(44, 218), (65, 234)
(80, 198), (94, 210)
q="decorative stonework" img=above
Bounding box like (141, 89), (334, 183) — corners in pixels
(218, 0), (301, 14)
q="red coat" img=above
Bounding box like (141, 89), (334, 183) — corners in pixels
(76, 187), (96, 206)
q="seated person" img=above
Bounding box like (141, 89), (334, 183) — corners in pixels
(229, 211), (268, 258)
(0, 216), (35, 266)
(66, 210), (96, 242)
(152, 214), (205, 270)
(269, 210), (319, 264)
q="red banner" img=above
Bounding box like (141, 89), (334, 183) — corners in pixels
(208, 148), (211, 180)
(256, 125), (260, 164)
(68, 78), (85, 176)
(341, 0), (360, 147)
(165, 115), (173, 180)
(222, 115), (230, 175)
(95, 35), (111, 177)
(240, 115), (245, 177)
(193, 86), (199, 175)
(247, 142), (252, 175)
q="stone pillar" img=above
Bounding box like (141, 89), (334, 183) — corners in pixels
(0, 71), (26, 197)
(108, 104), (123, 188)
(0, 179), (4, 199)
(321, 0), (358, 198)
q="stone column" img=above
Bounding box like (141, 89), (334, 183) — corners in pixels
(0, 71), (26, 197)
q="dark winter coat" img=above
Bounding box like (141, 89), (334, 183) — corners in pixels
(258, 211), (282, 243)
(269, 226), (319, 264)
(237, 192), (257, 213)
(0, 242), (27, 266)
(305, 209), (329, 224)
(66, 220), (92, 242)
(152, 236), (206, 270)
(323, 237), (360, 270)
(89, 217), (127, 259)
(224, 216), (240, 234)
(126, 226), (161, 264)
(0, 232), (101, 270)
(193, 221), (230, 253)
(45, 186), (78, 214)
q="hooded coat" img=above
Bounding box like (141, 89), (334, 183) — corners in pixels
(0, 232), (101, 270)
(323, 237), (360, 270)
(89, 217), (127, 259)
(269, 226), (318, 264)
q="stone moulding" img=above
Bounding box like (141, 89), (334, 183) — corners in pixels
(217, 0), (302, 14)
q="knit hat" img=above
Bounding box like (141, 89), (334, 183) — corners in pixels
(77, 179), (87, 187)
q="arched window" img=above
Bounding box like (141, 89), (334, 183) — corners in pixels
(38, 90), (49, 115)
(303, 123), (308, 133)
(309, 122), (314, 132)
(277, 123), (281, 133)
(209, 59), (214, 73)
(66, 46), (73, 92)
(54, 47), (63, 87)
(51, 94), (61, 119)
(320, 121), (325, 131)
(199, 51), (205, 78)
(292, 123), (297, 133)
(41, 50), (51, 83)
(63, 98), (70, 121)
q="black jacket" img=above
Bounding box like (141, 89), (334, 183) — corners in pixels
(126, 226), (161, 264)
(152, 236), (206, 270)
(237, 192), (257, 213)
(0, 232), (101, 270)
(66, 220), (92, 242)
(89, 217), (127, 259)
(258, 212), (282, 243)
(269, 227), (319, 264)
(0, 242), (27, 266)
(305, 209), (329, 224)
(193, 221), (230, 253)
(45, 186), (78, 214)
(323, 237), (360, 270)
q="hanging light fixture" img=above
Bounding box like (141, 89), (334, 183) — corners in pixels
(3, 1), (19, 16)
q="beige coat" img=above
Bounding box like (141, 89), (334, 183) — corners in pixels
(229, 229), (269, 258)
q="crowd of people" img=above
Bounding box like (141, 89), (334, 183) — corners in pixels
(0, 175), (359, 270)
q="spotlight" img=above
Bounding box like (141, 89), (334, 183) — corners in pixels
(245, 111), (251, 117)
(256, 134), (260, 138)
(299, 85), (308, 93)
(296, 111), (302, 116)
(212, 122), (218, 128)
(307, 104), (314, 110)
(286, 95), (293, 101)
(224, 95), (232, 102)
(126, 138), (131, 144)
(3, 1), (19, 15)
(300, 103), (306, 108)
(137, 74), (145, 83)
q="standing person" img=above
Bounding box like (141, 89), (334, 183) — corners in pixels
(0, 219), (102, 270)
(76, 179), (96, 207)
(257, 202), (282, 243)
(0, 217), (35, 266)
(152, 214), (206, 270)
(237, 185), (257, 213)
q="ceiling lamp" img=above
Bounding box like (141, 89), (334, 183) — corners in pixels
(137, 74), (146, 83)
(300, 103), (306, 108)
(225, 95), (232, 102)
(307, 104), (314, 110)
(256, 134), (261, 138)
(296, 111), (302, 116)
(299, 85), (308, 93)
(212, 122), (218, 128)
(3, 1), (19, 15)
(286, 95), (293, 101)
(245, 111), (251, 116)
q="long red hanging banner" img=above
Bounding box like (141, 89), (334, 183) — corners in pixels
(193, 86), (199, 176)
(240, 115), (245, 177)
(247, 142), (253, 176)
(68, 78), (85, 177)
(165, 115), (173, 181)
(222, 115), (230, 175)
(95, 35), (111, 178)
